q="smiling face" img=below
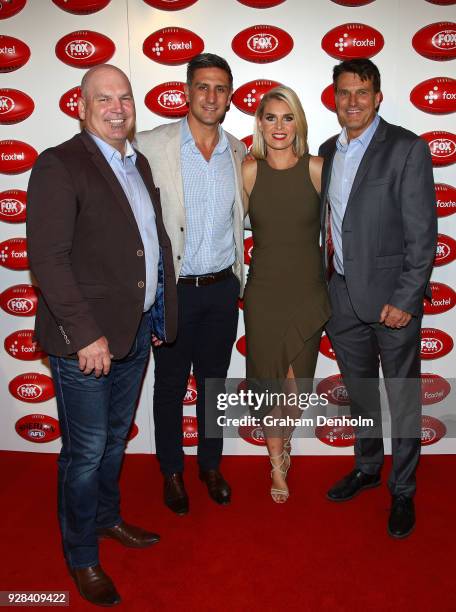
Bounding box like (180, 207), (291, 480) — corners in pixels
(78, 66), (135, 153)
(258, 97), (297, 152)
(334, 72), (381, 141)
(184, 67), (232, 127)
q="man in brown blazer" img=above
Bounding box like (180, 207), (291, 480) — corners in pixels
(27, 64), (177, 607)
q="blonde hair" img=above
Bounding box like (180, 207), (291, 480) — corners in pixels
(251, 86), (309, 160)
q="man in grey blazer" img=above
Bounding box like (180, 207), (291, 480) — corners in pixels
(135, 53), (245, 514)
(319, 58), (436, 538)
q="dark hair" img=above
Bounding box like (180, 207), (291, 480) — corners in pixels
(333, 58), (381, 93)
(186, 53), (233, 89)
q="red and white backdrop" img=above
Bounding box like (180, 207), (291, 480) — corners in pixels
(0, 0), (455, 456)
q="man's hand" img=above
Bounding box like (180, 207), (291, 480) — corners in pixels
(379, 304), (412, 329)
(151, 334), (163, 347)
(77, 336), (113, 377)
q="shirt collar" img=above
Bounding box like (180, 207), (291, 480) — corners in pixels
(181, 117), (229, 155)
(336, 113), (380, 153)
(87, 130), (136, 164)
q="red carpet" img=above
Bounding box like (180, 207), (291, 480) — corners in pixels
(1, 451), (455, 611)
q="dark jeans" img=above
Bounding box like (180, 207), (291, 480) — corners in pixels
(326, 273), (422, 498)
(49, 311), (152, 569)
(153, 273), (239, 475)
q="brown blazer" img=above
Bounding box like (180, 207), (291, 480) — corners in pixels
(26, 130), (177, 359)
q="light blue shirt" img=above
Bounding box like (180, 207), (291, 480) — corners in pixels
(88, 131), (159, 311)
(180, 117), (236, 276)
(328, 114), (380, 274)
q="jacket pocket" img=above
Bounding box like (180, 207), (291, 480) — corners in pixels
(375, 254), (403, 268)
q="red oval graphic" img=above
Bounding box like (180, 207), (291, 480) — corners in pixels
(236, 0), (286, 6)
(0, 0), (27, 19)
(241, 134), (253, 153)
(55, 31), (115, 68)
(232, 25), (293, 64)
(182, 415), (198, 446)
(52, 0), (111, 13)
(183, 374), (197, 405)
(232, 79), (281, 116)
(0, 140), (37, 174)
(143, 0), (199, 8)
(0, 284), (39, 316)
(412, 22), (456, 61)
(15, 414), (60, 443)
(421, 131), (456, 166)
(420, 328), (453, 359)
(421, 373), (451, 405)
(236, 335), (246, 357)
(143, 27), (204, 66)
(9, 373), (55, 403)
(316, 374), (350, 406)
(434, 233), (456, 266)
(423, 281), (456, 314)
(244, 235), (254, 265)
(0, 189), (27, 223)
(421, 415), (446, 445)
(0, 89), (34, 124)
(321, 23), (384, 60)
(4, 330), (47, 361)
(319, 334), (337, 360)
(145, 82), (188, 118)
(321, 84), (336, 113)
(0, 35), (30, 72)
(59, 86), (81, 120)
(315, 423), (355, 447)
(410, 77), (456, 115)
(238, 424), (266, 446)
(435, 183), (456, 217)
(0, 237), (28, 270)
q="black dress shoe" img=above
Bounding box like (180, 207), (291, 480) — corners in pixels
(199, 469), (231, 505)
(327, 469), (381, 501)
(388, 495), (415, 538)
(70, 564), (120, 607)
(97, 521), (160, 548)
(164, 472), (189, 515)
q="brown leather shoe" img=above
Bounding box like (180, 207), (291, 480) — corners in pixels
(199, 469), (231, 505)
(70, 564), (120, 607)
(97, 521), (160, 548)
(164, 472), (189, 515)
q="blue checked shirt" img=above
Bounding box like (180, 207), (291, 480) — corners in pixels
(180, 118), (236, 276)
(328, 114), (380, 275)
(89, 131), (159, 311)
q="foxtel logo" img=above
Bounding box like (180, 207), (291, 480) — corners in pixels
(0, 46), (16, 55)
(1, 152), (24, 161)
(167, 41), (193, 51)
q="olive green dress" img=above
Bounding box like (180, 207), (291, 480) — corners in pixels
(244, 155), (331, 384)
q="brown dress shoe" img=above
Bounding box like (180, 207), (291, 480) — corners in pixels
(164, 472), (189, 515)
(199, 469), (231, 505)
(70, 564), (120, 607)
(97, 521), (160, 548)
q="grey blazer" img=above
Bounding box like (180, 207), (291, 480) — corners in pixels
(319, 117), (437, 322)
(135, 119), (246, 294)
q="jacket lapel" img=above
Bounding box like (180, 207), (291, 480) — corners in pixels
(79, 131), (141, 237)
(165, 123), (185, 211)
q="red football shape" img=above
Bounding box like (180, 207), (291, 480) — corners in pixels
(423, 281), (456, 314)
(241, 135), (253, 153)
(421, 373), (451, 405)
(421, 415), (446, 445)
(238, 297), (244, 310)
(425, 0), (456, 4)
(319, 334), (337, 360)
(316, 374), (350, 406)
(435, 183), (456, 217)
(143, 27), (204, 66)
(0, 189), (27, 223)
(330, 0), (375, 4)
(232, 25), (293, 63)
(434, 233), (456, 266)
(183, 374), (197, 405)
(321, 84), (336, 112)
(0, 237), (28, 270)
(421, 131), (456, 166)
(9, 372), (55, 403)
(236, 335), (246, 357)
(236, 0), (286, 6)
(15, 413), (60, 443)
(0, 140), (37, 174)
(4, 330), (47, 361)
(145, 82), (187, 118)
(55, 31), (116, 68)
(410, 77), (456, 114)
(232, 79), (281, 115)
(315, 422), (355, 447)
(52, 0), (111, 14)
(0, 284), (39, 316)
(59, 86), (81, 120)
(143, 0), (199, 9)
(0, 35), (30, 72)
(0, 0), (27, 19)
(0, 89), (34, 124)
(127, 422), (138, 441)
(412, 22), (456, 61)
(321, 23), (384, 60)
(238, 424), (266, 446)
(182, 415), (198, 447)
(420, 328), (454, 359)
(244, 235), (254, 264)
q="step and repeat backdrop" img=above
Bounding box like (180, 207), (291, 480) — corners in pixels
(0, 0), (455, 455)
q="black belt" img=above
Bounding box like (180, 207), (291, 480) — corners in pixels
(178, 267), (232, 287)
